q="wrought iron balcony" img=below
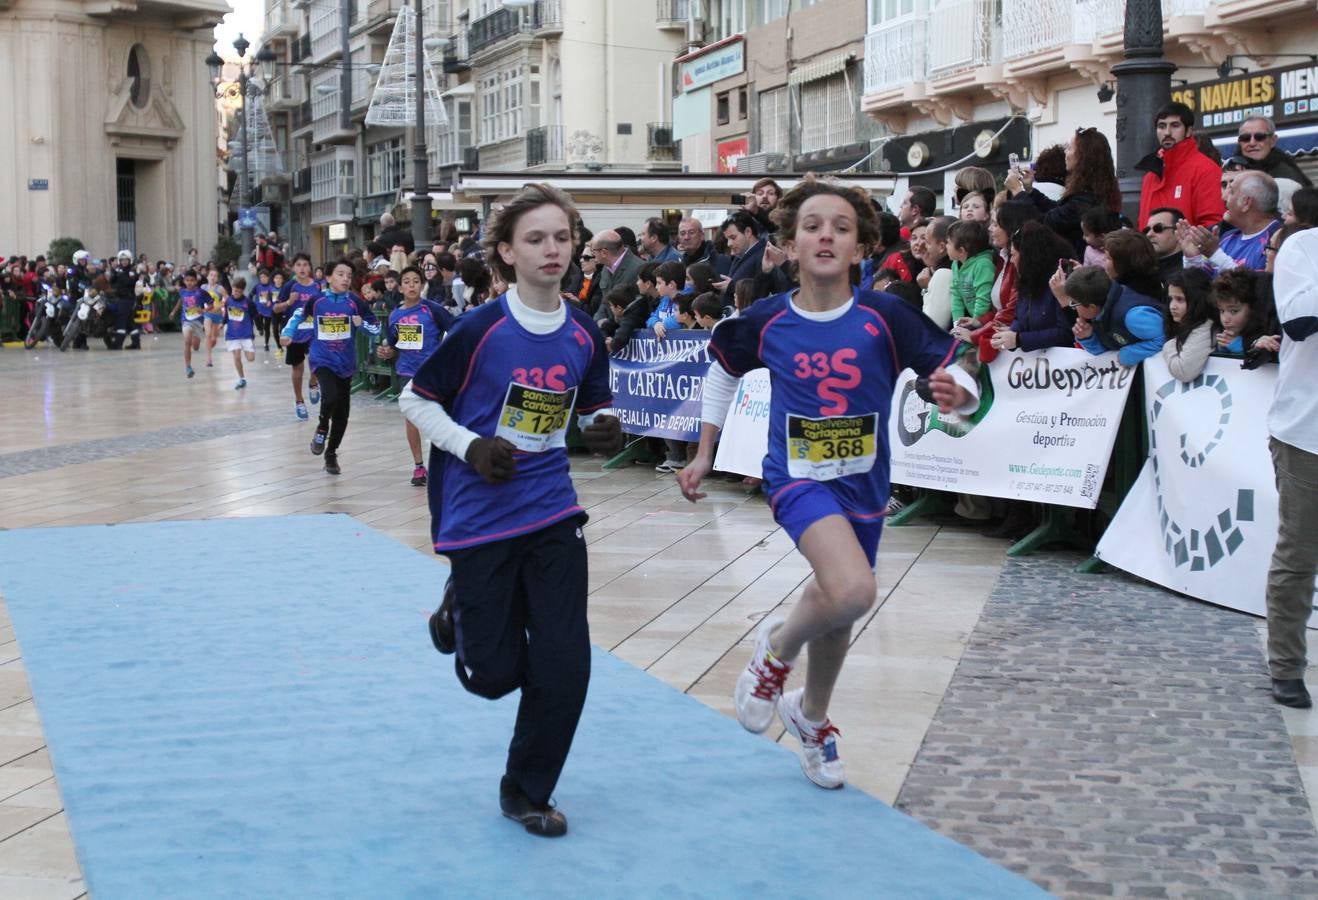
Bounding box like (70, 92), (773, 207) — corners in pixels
(443, 31), (470, 72)
(467, 0), (561, 57)
(927, 0), (997, 78)
(655, 0), (693, 29)
(526, 125), (565, 168)
(864, 17), (928, 95)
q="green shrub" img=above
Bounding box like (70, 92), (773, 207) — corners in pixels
(47, 237), (86, 266)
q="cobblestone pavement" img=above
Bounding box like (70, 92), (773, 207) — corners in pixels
(897, 554), (1318, 898)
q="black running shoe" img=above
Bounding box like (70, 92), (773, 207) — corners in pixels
(323, 454), (341, 475)
(428, 577), (456, 655)
(310, 430), (327, 456)
(499, 776), (567, 838)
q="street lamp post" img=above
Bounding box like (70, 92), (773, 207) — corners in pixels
(411, 0), (432, 249)
(1111, 0), (1176, 220)
(206, 35), (277, 268)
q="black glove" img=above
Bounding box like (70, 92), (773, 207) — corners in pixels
(582, 414), (623, 454)
(465, 437), (518, 484)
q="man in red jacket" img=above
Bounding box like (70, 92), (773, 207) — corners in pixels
(1136, 102), (1225, 230)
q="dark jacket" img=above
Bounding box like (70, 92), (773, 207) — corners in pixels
(1246, 148), (1313, 187)
(600, 295), (653, 352)
(593, 248), (647, 322)
(682, 240), (730, 275)
(1015, 189), (1102, 260)
(1157, 252), (1184, 290)
(376, 227), (416, 255)
(722, 239), (789, 306)
(1011, 286), (1074, 351)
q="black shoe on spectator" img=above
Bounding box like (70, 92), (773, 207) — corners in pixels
(1272, 678), (1312, 709)
(428, 578), (456, 655)
(323, 454), (341, 475)
(499, 776), (567, 837)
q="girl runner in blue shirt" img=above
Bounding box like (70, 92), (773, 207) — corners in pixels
(679, 175), (980, 790)
(399, 183), (623, 838)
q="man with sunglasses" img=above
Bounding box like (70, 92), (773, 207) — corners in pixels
(1143, 207), (1185, 287)
(1233, 116), (1311, 210)
(1137, 101), (1225, 230)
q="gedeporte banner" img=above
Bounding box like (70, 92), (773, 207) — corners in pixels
(1095, 356), (1318, 627)
(608, 330), (710, 441)
(890, 348), (1133, 509)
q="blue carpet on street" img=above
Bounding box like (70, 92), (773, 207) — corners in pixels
(0, 515), (1047, 899)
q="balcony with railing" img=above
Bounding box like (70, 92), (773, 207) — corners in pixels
(526, 125), (565, 168)
(927, 0), (997, 80)
(265, 0), (298, 35)
(467, 0), (562, 58)
(656, 0), (693, 29)
(357, 0), (404, 34)
(863, 17), (928, 97)
(266, 75), (303, 109)
(293, 99), (314, 131)
(647, 122), (679, 162)
(443, 31), (470, 72)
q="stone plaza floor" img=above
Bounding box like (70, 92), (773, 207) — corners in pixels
(0, 334), (1315, 898)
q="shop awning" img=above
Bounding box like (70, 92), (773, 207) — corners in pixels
(1213, 124), (1318, 159)
(788, 51), (853, 87)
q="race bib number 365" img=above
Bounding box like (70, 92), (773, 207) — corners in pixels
(495, 382), (576, 453)
(317, 314), (350, 341)
(395, 323), (423, 350)
(786, 413), (879, 481)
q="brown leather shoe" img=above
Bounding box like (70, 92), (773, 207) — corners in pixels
(499, 776), (567, 837)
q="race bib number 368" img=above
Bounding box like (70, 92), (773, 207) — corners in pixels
(785, 413), (879, 481)
(495, 382), (576, 453)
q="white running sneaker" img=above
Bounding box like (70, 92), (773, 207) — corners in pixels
(734, 616), (791, 733)
(778, 688), (844, 790)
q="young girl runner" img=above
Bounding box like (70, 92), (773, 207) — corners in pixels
(376, 266), (455, 485)
(224, 276), (257, 390)
(279, 259), (380, 474)
(399, 183), (623, 838)
(201, 267), (229, 368)
(677, 176), (979, 789)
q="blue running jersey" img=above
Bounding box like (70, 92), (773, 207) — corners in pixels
(387, 300), (455, 378)
(253, 283), (275, 317)
(224, 296), (255, 340)
(298, 292), (379, 379)
(278, 279), (321, 344)
(409, 295), (613, 552)
(708, 288), (960, 524)
(178, 288), (205, 323)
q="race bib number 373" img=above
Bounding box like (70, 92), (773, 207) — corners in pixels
(495, 382), (576, 453)
(785, 413), (879, 481)
(317, 314), (350, 341)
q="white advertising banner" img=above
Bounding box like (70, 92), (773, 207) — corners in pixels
(1095, 356), (1318, 627)
(713, 369), (771, 478)
(888, 348), (1134, 509)
(713, 348), (1132, 505)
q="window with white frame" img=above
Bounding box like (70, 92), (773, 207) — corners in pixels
(310, 0), (338, 44)
(367, 137), (405, 194)
(799, 72), (856, 153)
(311, 158), (336, 201)
(421, 0), (449, 34)
(758, 86), (789, 154)
(869, 0), (917, 28)
(480, 63), (529, 144)
(719, 0), (746, 38)
(311, 71), (339, 122)
(758, 0), (787, 25)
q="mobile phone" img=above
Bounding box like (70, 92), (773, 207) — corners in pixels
(731, 193), (747, 205)
(1009, 153), (1020, 170)
(1059, 258), (1078, 273)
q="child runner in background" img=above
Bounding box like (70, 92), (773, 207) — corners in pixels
(253, 268), (277, 352)
(376, 266), (455, 485)
(678, 175), (979, 790)
(201, 266), (229, 369)
(224, 276), (257, 390)
(271, 270), (288, 352)
(275, 253), (322, 420)
(169, 270), (206, 378)
(280, 259), (380, 475)
(399, 183), (623, 838)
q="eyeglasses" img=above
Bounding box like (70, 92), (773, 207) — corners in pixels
(1238, 132), (1273, 143)
(581, 255), (595, 262)
(1144, 224), (1173, 234)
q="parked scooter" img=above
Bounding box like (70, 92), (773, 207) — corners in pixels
(59, 288), (108, 351)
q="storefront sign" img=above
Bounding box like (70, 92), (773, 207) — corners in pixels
(717, 137), (750, 173)
(679, 38), (745, 93)
(1171, 61), (1318, 131)
(1096, 356), (1318, 627)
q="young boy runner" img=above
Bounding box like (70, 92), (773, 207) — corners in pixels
(274, 253), (322, 420)
(279, 259), (380, 475)
(399, 183), (623, 838)
(169, 270), (206, 378)
(224, 276), (257, 390)
(678, 176), (980, 790)
(376, 266), (455, 485)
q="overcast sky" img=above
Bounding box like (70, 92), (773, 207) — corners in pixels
(214, 0), (265, 59)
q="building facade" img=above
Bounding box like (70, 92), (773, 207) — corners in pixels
(860, 0), (1318, 205)
(0, 0), (226, 261)
(255, 0), (692, 259)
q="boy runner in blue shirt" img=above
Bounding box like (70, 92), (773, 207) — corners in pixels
(679, 176), (980, 790)
(224, 276), (257, 390)
(280, 259), (380, 475)
(252, 268), (277, 352)
(399, 184), (623, 838)
(169, 271), (206, 378)
(274, 253), (322, 420)
(376, 265), (455, 485)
